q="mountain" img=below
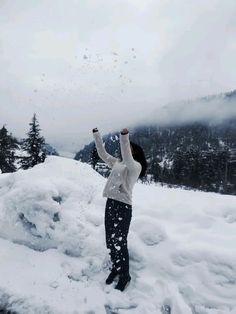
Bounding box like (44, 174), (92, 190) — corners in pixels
(0, 156), (235, 313)
(75, 90), (236, 195)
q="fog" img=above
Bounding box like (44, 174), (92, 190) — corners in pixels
(144, 92), (236, 127)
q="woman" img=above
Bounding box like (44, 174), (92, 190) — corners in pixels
(92, 127), (147, 291)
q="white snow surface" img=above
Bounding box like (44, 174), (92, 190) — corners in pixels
(0, 156), (235, 314)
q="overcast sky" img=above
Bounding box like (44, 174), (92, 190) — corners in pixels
(0, 0), (236, 156)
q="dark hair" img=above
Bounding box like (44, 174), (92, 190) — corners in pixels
(130, 141), (147, 178)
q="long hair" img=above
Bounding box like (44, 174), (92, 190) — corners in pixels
(130, 141), (147, 178)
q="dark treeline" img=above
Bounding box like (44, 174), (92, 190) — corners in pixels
(0, 114), (58, 174)
(132, 119), (236, 194)
(0, 125), (18, 173)
(75, 118), (236, 195)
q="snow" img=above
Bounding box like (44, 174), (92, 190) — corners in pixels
(0, 156), (236, 314)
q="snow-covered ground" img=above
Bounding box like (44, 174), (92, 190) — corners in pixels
(0, 156), (235, 314)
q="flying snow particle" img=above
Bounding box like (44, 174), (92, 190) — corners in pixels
(83, 55), (88, 60)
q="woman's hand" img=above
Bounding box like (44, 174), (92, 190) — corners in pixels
(121, 128), (129, 135)
(92, 128), (98, 133)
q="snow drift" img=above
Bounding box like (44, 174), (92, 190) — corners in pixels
(0, 156), (235, 314)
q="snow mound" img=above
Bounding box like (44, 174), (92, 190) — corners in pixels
(0, 156), (104, 256)
(0, 156), (235, 314)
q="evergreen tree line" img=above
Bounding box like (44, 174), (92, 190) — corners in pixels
(0, 114), (46, 173)
(149, 147), (232, 193)
(131, 121), (236, 194)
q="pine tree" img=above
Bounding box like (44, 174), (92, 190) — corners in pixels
(0, 125), (18, 173)
(21, 113), (46, 169)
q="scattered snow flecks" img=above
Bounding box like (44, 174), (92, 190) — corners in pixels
(0, 156), (235, 314)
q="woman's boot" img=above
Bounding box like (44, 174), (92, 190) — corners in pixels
(115, 274), (131, 291)
(105, 267), (118, 284)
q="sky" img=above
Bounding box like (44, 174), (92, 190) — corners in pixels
(0, 0), (236, 156)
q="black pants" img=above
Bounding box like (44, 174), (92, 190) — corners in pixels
(105, 198), (132, 276)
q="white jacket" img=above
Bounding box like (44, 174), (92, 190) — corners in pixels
(93, 131), (141, 205)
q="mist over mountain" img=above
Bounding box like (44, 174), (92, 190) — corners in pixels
(142, 89), (236, 127)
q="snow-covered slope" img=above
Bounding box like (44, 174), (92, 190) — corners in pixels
(0, 156), (235, 314)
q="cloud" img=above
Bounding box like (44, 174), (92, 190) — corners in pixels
(144, 91), (236, 127)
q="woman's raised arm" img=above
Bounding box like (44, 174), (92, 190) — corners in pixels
(120, 128), (140, 171)
(93, 128), (118, 168)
